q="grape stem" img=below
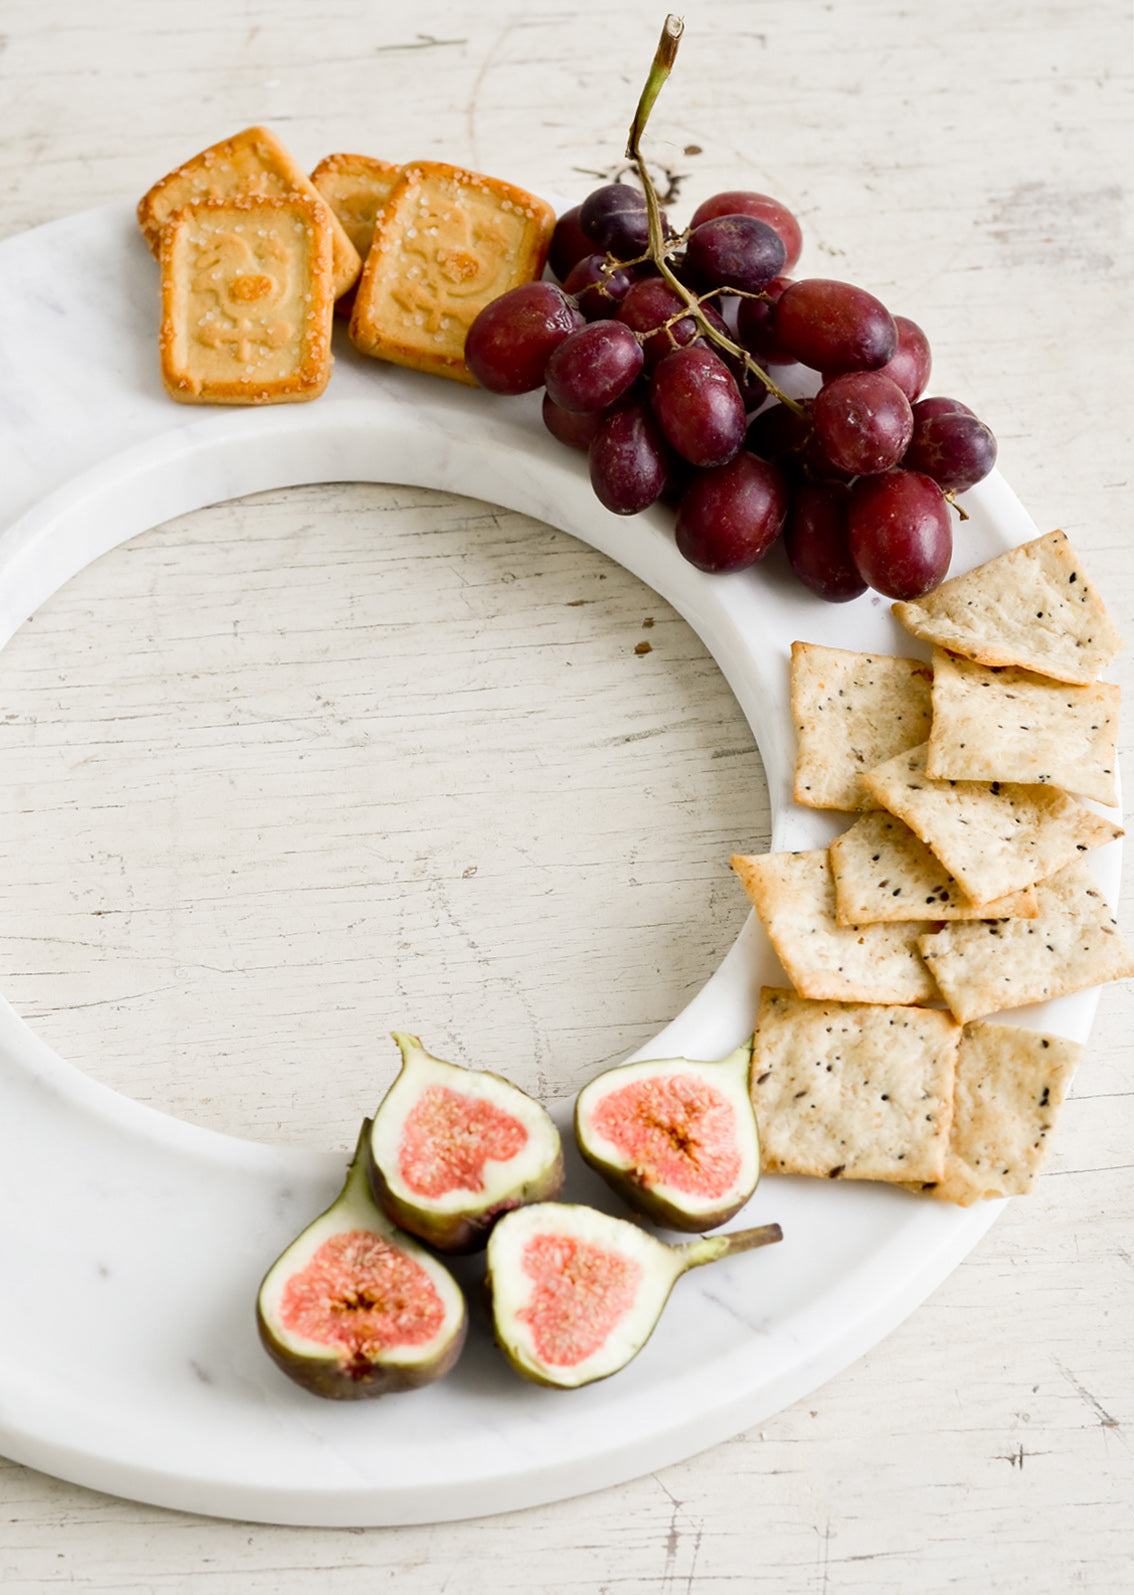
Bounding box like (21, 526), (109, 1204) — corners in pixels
(625, 15), (804, 416)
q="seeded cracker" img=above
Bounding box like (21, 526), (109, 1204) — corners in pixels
(926, 649), (1120, 806)
(828, 811), (1038, 924)
(749, 988), (959, 1183)
(905, 1021), (1082, 1204)
(790, 642), (933, 811)
(861, 743), (1122, 907)
(731, 850), (938, 1003)
(919, 861), (1134, 1024)
(892, 530), (1122, 685)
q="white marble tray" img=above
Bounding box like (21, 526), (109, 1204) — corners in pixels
(0, 203), (1114, 1526)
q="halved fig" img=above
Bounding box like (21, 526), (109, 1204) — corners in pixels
(574, 1040), (760, 1231)
(487, 1202), (782, 1388)
(256, 1120), (467, 1399)
(365, 1032), (565, 1253)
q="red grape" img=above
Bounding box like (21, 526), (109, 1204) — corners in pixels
(684, 214), (786, 295)
(872, 315), (932, 402)
(464, 283), (584, 394)
(735, 276), (797, 367)
(904, 410), (997, 491)
(563, 252), (637, 320)
(542, 393), (601, 451)
(617, 278), (727, 369)
(689, 191), (803, 272)
(912, 395), (975, 422)
(675, 452), (788, 572)
(775, 279), (897, 374)
(812, 371), (914, 476)
(784, 481), (867, 602)
(544, 320), (644, 414)
(548, 205), (593, 283)
(589, 399), (671, 515)
(847, 469), (952, 599)
(650, 344), (746, 468)
(579, 183), (662, 258)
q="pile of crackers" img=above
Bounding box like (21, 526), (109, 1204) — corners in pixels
(733, 529), (1132, 1205)
(137, 127), (555, 404)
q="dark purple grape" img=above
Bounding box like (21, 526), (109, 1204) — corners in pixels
(746, 400), (811, 470)
(735, 276), (797, 367)
(617, 278), (723, 369)
(775, 279), (897, 374)
(589, 399), (671, 515)
(464, 283), (584, 394)
(812, 371), (914, 476)
(579, 184), (662, 259)
(904, 410), (997, 492)
(544, 320), (644, 414)
(912, 395), (975, 423)
(684, 215), (786, 295)
(784, 481), (867, 602)
(674, 452), (789, 572)
(542, 393), (601, 451)
(689, 192), (803, 272)
(847, 469), (952, 599)
(562, 252), (637, 320)
(548, 205), (593, 283)
(872, 315), (932, 403)
(650, 344), (746, 468)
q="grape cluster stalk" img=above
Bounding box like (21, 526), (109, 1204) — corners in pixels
(464, 15), (997, 601)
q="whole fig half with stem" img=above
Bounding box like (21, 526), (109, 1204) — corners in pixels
(366, 1033), (565, 1254)
(487, 1202), (782, 1389)
(256, 1120), (468, 1399)
(574, 1040), (760, 1230)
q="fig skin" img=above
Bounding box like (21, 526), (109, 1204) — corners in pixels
(574, 1040), (760, 1232)
(256, 1119), (468, 1400)
(365, 1033), (565, 1254)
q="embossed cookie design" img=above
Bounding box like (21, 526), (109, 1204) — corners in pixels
(138, 125), (361, 300)
(350, 160), (556, 384)
(158, 195), (335, 405)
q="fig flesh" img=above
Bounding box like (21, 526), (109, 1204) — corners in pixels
(366, 1033), (565, 1253)
(574, 1040), (760, 1231)
(256, 1120), (467, 1399)
(487, 1202), (782, 1388)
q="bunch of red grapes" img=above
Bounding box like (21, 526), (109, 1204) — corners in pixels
(464, 182), (997, 602)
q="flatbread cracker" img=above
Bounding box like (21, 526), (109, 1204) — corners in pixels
(926, 648), (1120, 806)
(892, 530), (1122, 685)
(861, 743), (1122, 906)
(731, 850), (938, 1004)
(829, 811), (1038, 924)
(918, 862), (1134, 1024)
(791, 642), (933, 811)
(906, 1021), (1081, 1204)
(749, 988), (960, 1183)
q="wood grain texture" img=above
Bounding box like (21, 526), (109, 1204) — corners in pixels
(0, 0), (1131, 1589)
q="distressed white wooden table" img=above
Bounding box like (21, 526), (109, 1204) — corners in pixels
(1, 0), (1131, 1588)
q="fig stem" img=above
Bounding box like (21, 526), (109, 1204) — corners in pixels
(676, 1222), (784, 1273)
(624, 16), (803, 415)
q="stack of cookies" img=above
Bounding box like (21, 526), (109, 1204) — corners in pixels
(138, 126), (555, 403)
(733, 529), (1131, 1204)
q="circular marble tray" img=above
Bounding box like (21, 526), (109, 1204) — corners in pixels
(0, 204), (1114, 1526)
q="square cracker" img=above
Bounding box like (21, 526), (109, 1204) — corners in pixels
(159, 196), (334, 405)
(861, 743), (1122, 907)
(829, 811), (1038, 924)
(731, 850), (938, 1005)
(349, 160), (556, 385)
(310, 153), (402, 318)
(892, 530), (1122, 685)
(791, 642), (933, 811)
(138, 125), (361, 300)
(926, 648), (1120, 806)
(918, 861), (1134, 1024)
(749, 988), (960, 1183)
(906, 1021), (1081, 1204)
